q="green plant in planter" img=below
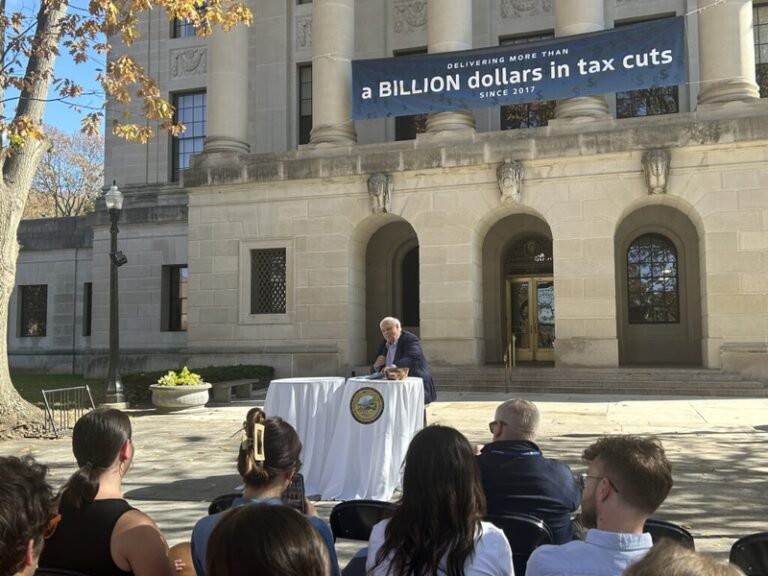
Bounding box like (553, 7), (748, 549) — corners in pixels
(156, 366), (204, 387)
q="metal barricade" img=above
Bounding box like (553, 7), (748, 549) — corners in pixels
(41, 385), (95, 437)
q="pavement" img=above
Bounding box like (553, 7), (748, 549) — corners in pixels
(2, 391), (767, 566)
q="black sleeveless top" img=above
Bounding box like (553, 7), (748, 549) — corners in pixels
(40, 498), (135, 576)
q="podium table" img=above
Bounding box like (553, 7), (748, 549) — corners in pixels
(264, 377), (346, 496)
(318, 377), (424, 501)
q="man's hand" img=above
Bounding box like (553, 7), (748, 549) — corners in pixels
(373, 355), (386, 370)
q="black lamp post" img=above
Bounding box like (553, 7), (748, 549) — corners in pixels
(105, 181), (127, 402)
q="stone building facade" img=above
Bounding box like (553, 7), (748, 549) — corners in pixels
(9, 0), (768, 383)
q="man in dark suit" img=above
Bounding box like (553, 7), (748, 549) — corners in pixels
(477, 399), (580, 544)
(373, 316), (436, 404)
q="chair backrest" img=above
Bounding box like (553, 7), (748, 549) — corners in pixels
(208, 492), (242, 515)
(643, 518), (695, 550)
(35, 569), (93, 576)
(485, 513), (554, 576)
(330, 500), (396, 541)
(730, 531), (768, 575)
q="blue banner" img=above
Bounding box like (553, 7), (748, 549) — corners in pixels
(352, 17), (686, 120)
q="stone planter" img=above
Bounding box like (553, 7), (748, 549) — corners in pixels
(149, 383), (212, 410)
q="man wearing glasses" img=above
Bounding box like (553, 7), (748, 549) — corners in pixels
(477, 399), (580, 543)
(0, 455), (57, 576)
(526, 436), (673, 576)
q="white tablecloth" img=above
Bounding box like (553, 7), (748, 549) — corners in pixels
(318, 377), (424, 501)
(264, 377), (346, 496)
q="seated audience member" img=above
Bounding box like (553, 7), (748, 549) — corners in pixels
(526, 435), (673, 576)
(191, 407), (339, 576)
(0, 456), (57, 576)
(477, 399), (581, 543)
(39, 408), (176, 576)
(623, 540), (744, 576)
(367, 425), (513, 576)
(206, 504), (330, 576)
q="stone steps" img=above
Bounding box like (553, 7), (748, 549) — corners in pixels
(430, 366), (768, 397)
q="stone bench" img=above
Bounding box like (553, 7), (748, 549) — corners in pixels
(210, 379), (263, 403)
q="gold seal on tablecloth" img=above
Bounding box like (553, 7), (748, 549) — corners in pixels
(350, 387), (385, 424)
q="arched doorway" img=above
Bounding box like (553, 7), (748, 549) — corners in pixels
(364, 221), (419, 361)
(482, 213), (554, 364)
(504, 237), (555, 362)
(615, 205), (702, 365)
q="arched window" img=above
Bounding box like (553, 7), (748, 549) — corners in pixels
(627, 234), (679, 324)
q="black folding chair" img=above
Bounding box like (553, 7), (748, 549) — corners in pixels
(329, 499), (396, 542)
(643, 518), (695, 550)
(485, 513), (554, 576)
(730, 532), (768, 575)
(208, 492), (242, 515)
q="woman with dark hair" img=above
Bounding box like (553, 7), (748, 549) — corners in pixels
(367, 425), (513, 576)
(191, 407), (339, 576)
(39, 408), (175, 576)
(207, 504), (330, 576)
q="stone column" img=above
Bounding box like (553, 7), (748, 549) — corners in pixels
(426, 0), (475, 132)
(553, 0), (609, 120)
(204, 24), (250, 154)
(310, 0), (357, 145)
(697, 0), (760, 105)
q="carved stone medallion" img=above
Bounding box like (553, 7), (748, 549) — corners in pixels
(394, 0), (427, 35)
(170, 47), (207, 78)
(501, 0), (553, 19)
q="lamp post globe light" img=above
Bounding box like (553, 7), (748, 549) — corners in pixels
(105, 181), (127, 403)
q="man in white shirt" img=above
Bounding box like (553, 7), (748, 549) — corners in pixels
(526, 435), (673, 576)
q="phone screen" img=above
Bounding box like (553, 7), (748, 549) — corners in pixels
(283, 473), (306, 514)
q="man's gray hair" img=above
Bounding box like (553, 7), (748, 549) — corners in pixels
(496, 399), (540, 440)
(380, 316), (401, 329)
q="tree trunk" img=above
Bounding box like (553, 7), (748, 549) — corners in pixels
(0, 0), (69, 438)
(0, 179), (45, 438)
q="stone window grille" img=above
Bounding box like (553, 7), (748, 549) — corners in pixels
(627, 234), (680, 324)
(251, 249), (287, 314)
(171, 91), (207, 182)
(19, 284), (48, 337)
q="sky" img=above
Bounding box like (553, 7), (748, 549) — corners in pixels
(44, 51), (105, 134)
(6, 0), (106, 134)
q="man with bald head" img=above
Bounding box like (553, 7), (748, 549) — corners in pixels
(477, 399), (580, 543)
(373, 316), (436, 404)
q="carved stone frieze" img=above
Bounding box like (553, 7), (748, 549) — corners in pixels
(500, 0), (553, 19)
(393, 0), (427, 35)
(170, 47), (207, 78)
(296, 16), (312, 50)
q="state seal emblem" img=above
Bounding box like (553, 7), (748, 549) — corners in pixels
(350, 387), (385, 424)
